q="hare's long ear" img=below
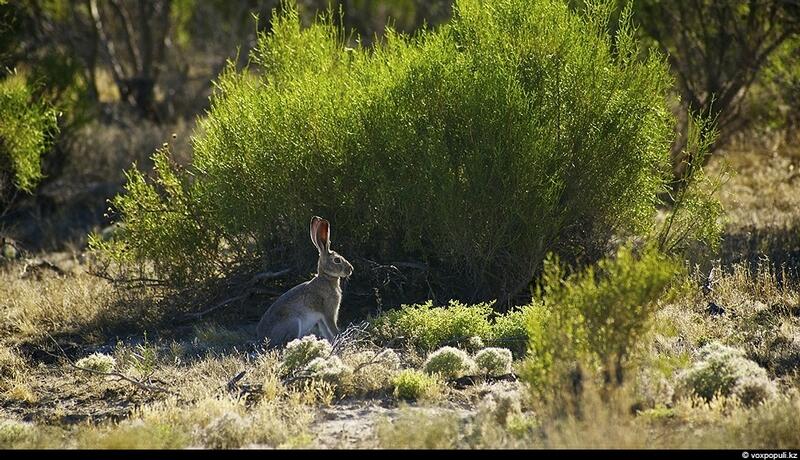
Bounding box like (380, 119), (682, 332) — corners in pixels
(316, 219), (330, 253)
(309, 216), (330, 253)
(310, 216), (322, 252)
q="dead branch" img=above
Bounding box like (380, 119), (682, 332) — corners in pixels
(46, 334), (178, 396)
(186, 294), (248, 320)
(248, 268), (291, 285)
(89, 0), (127, 90)
(331, 321), (372, 354)
(388, 261), (428, 271)
(19, 259), (66, 278)
(223, 370), (247, 391)
(349, 347), (400, 374)
(452, 372), (517, 389)
(182, 268), (290, 321)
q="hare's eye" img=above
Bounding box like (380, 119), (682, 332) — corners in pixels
(333, 257), (342, 264)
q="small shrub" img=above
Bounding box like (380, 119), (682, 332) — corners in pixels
(248, 400), (314, 448)
(676, 342), (775, 406)
(114, 339), (159, 378)
(392, 369), (440, 401)
(372, 301), (494, 352)
(467, 336), (485, 351)
(474, 348), (513, 377)
(343, 349), (401, 394)
(522, 245), (679, 393)
(75, 353), (117, 373)
(302, 356), (353, 383)
(0, 419), (33, 448)
(373, 349), (402, 371)
(490, 308), (530, 357)
(3, 377), (37, 403)
(0, 72), (58, 206)
(377, 409), (459, 449)
(732, 375), (778, 407)
(636, 367), (676, 409)
(348, 348), (402, 370)
(720, 395), (800, 448)
(198, 412), (251, 449)
(371, 300), (531, 354)
(423, 346), (475, 379)
(78, 420), (191, 449)
(478, 389), (522, 426)
(281, 335), (331, 374)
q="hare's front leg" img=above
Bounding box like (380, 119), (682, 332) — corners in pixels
(318, 316), (339, 342)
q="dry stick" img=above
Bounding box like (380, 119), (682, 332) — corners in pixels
(187, 294), (248, 320)
(249, 268), (291, 284)
(349, 348), (398, 374)
(186, 269), (291, 320)
(46, 334), (178, 396)
(20, 259), (66, 278)
(216, 370), (249, 393)
(281, 345), (399, 387)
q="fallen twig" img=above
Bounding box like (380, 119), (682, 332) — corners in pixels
(224, 370), (247, 391)
(20, 259), (66, 278)
(46, 334), (178, 396)
(451, 373), (517, 389)
(183, 268), (291, 321)
(388, 261), (428, 271)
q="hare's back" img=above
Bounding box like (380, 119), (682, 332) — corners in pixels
(263, 281), (316, 318)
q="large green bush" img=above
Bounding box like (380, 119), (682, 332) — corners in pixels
(96, 0), (676, 300)
(0, 73), (58, 207)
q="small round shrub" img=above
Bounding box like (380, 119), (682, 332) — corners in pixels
(676, 342), (775, 406)
(0, 419), (32, 448)
(479, 389), (522, 425)
(373, 349), (402, 371)
(302, 356), (353, 383)
(697, 341), (744, 360)
(348, 348), (401, 373)
(343, 349), (401, 394)
(423, 346), (475, 379)
(281, 335), (331, 374)
(75, 352), (117, 373)
(467, 336), (485, 352)
(733, 375), (777, 407)
(474, 347), (513, 377)
(198, 412), (250, 449)
(392, 369), (440, 401)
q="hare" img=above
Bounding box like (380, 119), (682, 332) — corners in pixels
(256, 216), (354, 348)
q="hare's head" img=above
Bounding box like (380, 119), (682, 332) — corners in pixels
(310, 216), (353, 278)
